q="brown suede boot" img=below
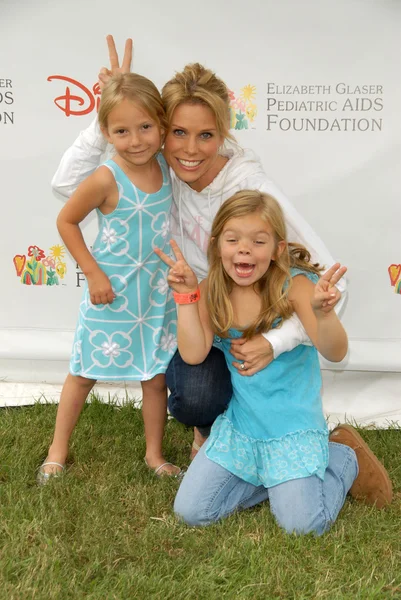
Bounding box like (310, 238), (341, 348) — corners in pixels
(329, 424), (393, 509)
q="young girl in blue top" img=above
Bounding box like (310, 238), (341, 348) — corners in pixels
(157, 190), (392, 534)
(38, 74), (181, 483)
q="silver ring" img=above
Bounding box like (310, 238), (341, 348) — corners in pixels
(240, 363), (246, 370)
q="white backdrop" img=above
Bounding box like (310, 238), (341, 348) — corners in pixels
(1, 0), (400, 424)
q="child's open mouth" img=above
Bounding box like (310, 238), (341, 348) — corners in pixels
(234, 263), (255, 277)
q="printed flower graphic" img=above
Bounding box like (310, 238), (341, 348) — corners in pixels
(101, 226), (117, 246)
(90, 330), (133, 369)
(152, 323), (177, 363)
(97, 219), (129, 256)
(149, 269), (170, 306)
(156, 276), (169, 295)
(70, 336), (82, 368)
(213, 439), (230, 453)
(160, 220), (169, 238)
(151, 211), (169, 246)
(160, 332), (176, 353)
(101, 341), (120, 357)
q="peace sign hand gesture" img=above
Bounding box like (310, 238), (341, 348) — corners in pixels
(98, 35), (133, 92)
(155, 240), (199, 295)
(311, 263), (347, 315)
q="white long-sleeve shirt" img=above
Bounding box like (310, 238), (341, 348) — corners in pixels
(52, 118), (347, 358)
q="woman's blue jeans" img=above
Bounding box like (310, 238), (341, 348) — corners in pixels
(174, 441), (358, 536)
(166, 347), (232, 437)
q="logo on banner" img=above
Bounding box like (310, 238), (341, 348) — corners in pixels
(388, 264), (401, 295)
(0, 78), (14, 124)
(265, 82), (384, 132)
(13, 244), (67, 286)
(48, 76), (101, 117)
(229, 85), (257, 130)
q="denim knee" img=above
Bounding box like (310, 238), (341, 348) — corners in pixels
(269, 477), (332, 536)
(166, 347), (232, 428)
(272, 505), (330, 536)
(174, 495), (210, 527)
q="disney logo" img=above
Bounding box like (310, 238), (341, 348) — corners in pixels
(47, 76), (101, 117)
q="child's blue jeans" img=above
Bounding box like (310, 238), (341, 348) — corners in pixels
(174, 441), (358, 536)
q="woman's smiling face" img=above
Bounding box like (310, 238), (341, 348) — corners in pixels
(163, 103), (227, 192)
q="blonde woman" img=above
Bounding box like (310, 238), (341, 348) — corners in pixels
(52, 36), (346, 459)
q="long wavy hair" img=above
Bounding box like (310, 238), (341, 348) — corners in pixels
(206, 190), (323, 339)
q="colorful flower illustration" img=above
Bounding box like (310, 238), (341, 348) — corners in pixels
(229, 84), (257, 131)
(13, 244), (67, 286)
(56, 261), (67, 279)
(28, 245), (45, 261)
(42, 257), (56, 268)
(245, 102), (257, 123)
(234, 98), (246, 113)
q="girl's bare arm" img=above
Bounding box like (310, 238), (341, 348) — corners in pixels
(289, 265), (348, 362)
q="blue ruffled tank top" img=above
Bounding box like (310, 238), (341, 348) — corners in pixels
(205, 268), (329, 488)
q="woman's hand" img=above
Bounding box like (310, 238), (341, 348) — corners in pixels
(86, 268), (115, 305)
(311, 263), (347, 316)
(98, 35), (133, 91)
(230, 334), (274, 376)
(155, 240), (199, 294)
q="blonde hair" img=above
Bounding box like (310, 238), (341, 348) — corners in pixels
(207, 190), (323, 339)
(161, 63), (235, 142)
(98, 73), (167, 133)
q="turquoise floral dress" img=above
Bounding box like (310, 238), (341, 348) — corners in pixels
(70, 155), (177, 381)
(206, 269), (329, 488)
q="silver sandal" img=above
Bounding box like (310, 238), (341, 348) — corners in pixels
(37, 461), (65, 486)
(144, 459), (185, 479)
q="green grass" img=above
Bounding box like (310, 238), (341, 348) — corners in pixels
(0, 398), (400, 600)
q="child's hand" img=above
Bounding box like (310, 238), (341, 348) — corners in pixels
(86, 269), (115, 305)
(155, 240), (199, 294)
(311, 263), (347, 315)
(98, 35), (133, 91)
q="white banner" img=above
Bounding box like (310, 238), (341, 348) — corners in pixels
(1, 0), (400, 421)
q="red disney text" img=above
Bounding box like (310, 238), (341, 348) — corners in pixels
(48, 76), (101, 117)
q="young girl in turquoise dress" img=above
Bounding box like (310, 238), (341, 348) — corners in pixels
(38, 73), (181, 483)
(157, 189), (361, 534)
